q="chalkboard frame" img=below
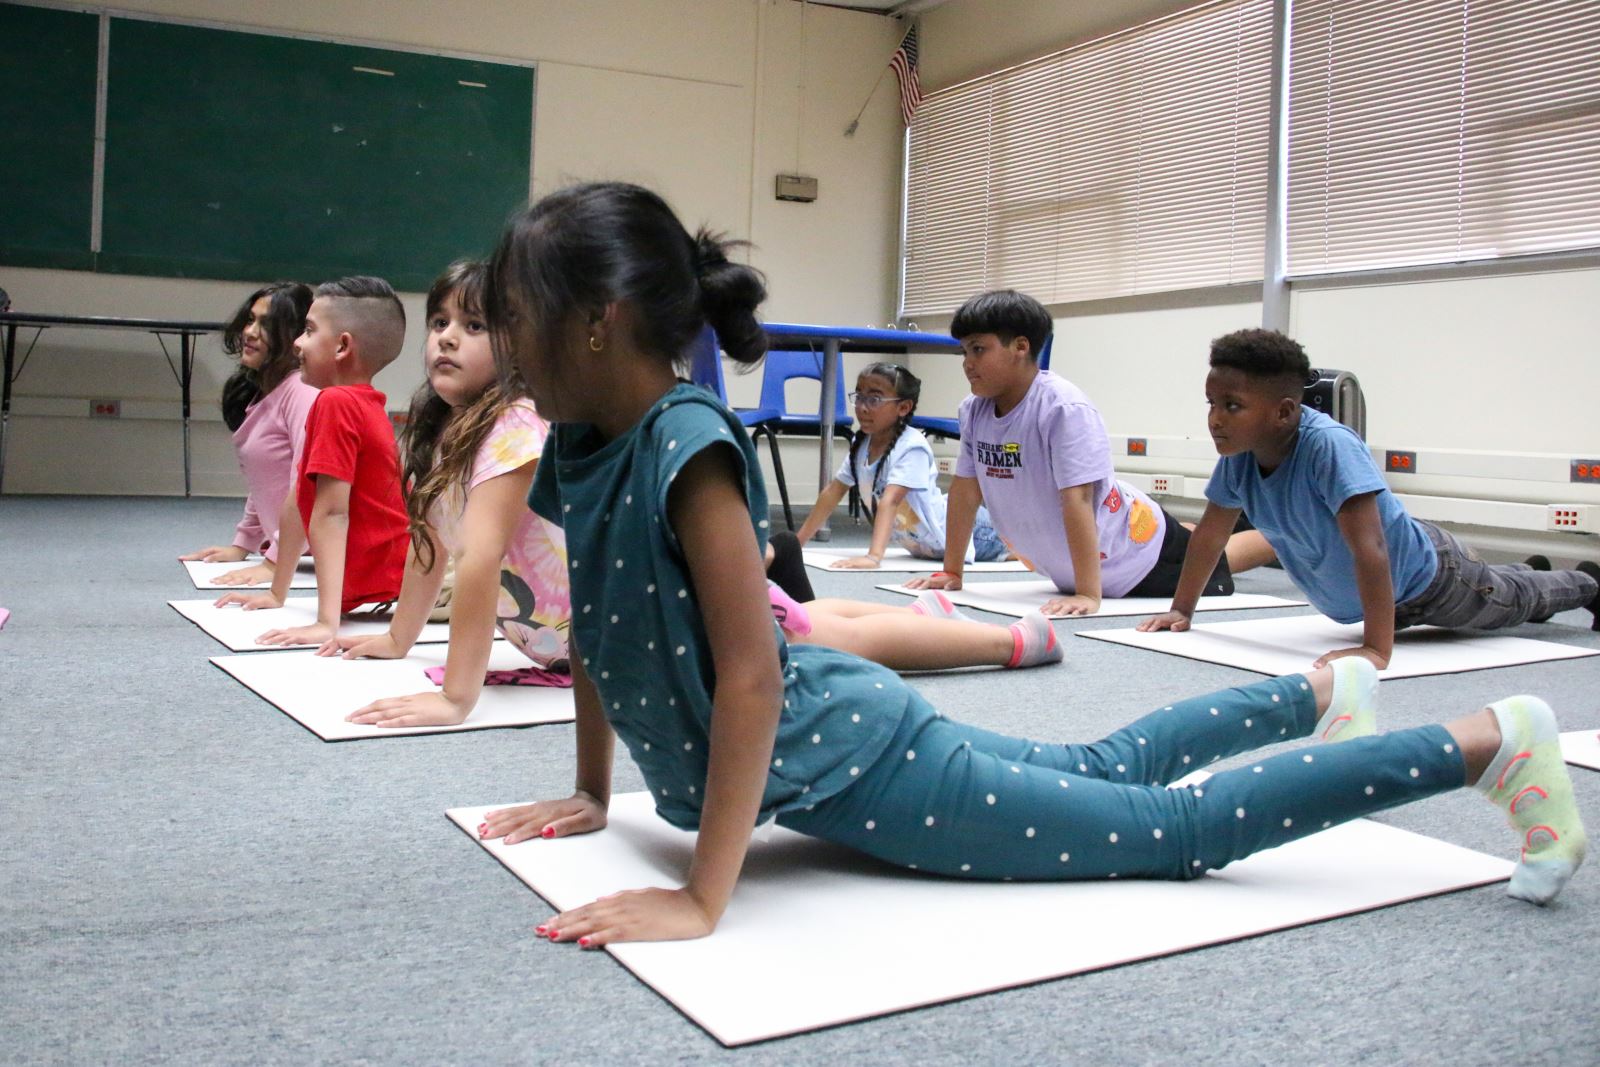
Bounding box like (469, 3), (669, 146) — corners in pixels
(0, 4), (536, 291)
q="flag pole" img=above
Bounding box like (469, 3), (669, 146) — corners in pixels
(844, 24), (912, 137)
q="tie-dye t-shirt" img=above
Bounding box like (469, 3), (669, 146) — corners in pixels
(430, 400), (571, 666)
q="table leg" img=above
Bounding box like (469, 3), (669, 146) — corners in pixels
(180, 330), (195, 497)
(815, 338), (841, 541)
(0, 323), (14, 495)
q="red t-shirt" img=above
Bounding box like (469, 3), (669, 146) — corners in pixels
(296, 384), (407, 611)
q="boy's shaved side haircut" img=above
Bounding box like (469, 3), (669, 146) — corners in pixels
(1209, 328), (1311, 397)
(950, 289), (1053, 362)
(316, 275), (407, 371)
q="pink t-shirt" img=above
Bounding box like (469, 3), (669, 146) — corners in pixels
(954, 370), (1165, 597)
(430, 400), (571, 666)
(230, 372), (319, 561)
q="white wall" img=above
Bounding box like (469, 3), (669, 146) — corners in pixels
(2, 0), (905, 497)
(902, 0), (1600, 532)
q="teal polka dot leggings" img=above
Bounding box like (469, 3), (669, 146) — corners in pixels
(777, 674), (1468, 880)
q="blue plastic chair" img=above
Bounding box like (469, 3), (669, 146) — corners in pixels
(910, 335), (1052, 441)
(685, 328), (799, 529)
(749, 349), (856, 528)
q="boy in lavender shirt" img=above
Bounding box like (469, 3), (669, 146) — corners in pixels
(910, 290), (1269, 615)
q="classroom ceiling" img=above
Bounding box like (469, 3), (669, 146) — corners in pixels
(807, 0), (952, 15)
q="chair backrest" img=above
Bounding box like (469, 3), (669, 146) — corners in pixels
(1038, 334), (1053, 370)
(757, 348), (849, 420)
(685, 325), (728, 401)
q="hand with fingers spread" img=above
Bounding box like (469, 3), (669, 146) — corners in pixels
(829, 555), (882, 570)
(538, 887), (716, 948)
(256, 621), (334, 647)
(1313, 644), (1389, 671)
(317, 632), (406, 660)
(213, 562), (275, 587)
(480, 792), (608, 845)
(345, 690), (469, 729)
(213, 590), (284, 611)
(903, 571), (961, 592)
(1137, 608), (1193, 634)
(180, 544), (250, 563)
(1041, 593), (1099, 617)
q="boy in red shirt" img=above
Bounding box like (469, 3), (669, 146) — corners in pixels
(217, 276), (409, 645)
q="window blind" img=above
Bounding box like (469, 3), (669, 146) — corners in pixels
(1289, 0), (1600, 275)
(902, 0), (1271, 316)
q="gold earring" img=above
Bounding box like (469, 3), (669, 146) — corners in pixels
(589, 336), (603, 352)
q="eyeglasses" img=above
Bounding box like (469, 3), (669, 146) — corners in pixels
(849, 392), (904, 409)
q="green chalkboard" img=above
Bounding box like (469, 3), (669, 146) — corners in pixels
(0, 3), (99, 270)
(98, 17), (534, 290)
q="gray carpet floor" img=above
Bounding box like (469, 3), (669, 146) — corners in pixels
(2, 494), (1597, 1065)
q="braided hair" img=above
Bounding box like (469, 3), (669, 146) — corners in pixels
(847, 362), (921, 520)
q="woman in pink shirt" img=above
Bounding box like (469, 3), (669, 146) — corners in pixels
(180, 282), (317, 585)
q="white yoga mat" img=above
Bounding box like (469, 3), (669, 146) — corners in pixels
(804, 546), (1026, 573)
(213, 643), (574, 740)
(447, 791), (1510, 1046)
(877, 578), (1305, 619)
(1080, 614), (1600, 679)
(169, 597), (453, 652)
(1561, 730), (1600, 772)
(183, 558), (316, 590)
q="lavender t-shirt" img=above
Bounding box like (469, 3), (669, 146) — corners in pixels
(954, 370), (1165, 597)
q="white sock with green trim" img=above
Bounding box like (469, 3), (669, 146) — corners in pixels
(1313, 657), (1378, 743)
(1476, 695), (1587, 905)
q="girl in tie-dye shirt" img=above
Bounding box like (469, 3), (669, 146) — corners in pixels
(317, 261), (571, 729)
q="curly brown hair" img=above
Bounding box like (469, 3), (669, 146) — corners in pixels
(401, 261), (525, 572)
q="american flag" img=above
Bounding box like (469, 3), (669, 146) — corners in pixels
(890, 24), (923, 126)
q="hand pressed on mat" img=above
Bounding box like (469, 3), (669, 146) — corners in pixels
(481, 791), (607, 845)
(212, 561), (275, 587)
(539, 887), (716, 949)
(179, 544), (248, 563)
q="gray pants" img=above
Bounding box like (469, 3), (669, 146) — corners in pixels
(1395, 520), (1596, 630)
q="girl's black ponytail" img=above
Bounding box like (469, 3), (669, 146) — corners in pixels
(693, 228), (767, 367)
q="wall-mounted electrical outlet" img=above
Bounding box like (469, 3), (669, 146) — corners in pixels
(1385, 450), (1417, 473)
(1546, 505), (1594, 533)
(1571, 460), (1600, 484)
(1151, 475), (1172, 494)
(89, 398), (121, 418)
(1127, 437), (1147, 456)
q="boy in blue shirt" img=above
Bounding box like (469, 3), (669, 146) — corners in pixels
(1140, 328), (1600, 668)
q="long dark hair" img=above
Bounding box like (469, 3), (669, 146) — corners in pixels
(219, 282), (312, 430)
(483, 182), (768, 396)
(401, 261), (521, 572)
(848, 362), (920, 517)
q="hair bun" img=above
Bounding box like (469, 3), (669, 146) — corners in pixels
(692, 227), (768, 367)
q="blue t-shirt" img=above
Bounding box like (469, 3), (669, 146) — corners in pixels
(529, 383), (909, 830)
(1205, 406), (1436, 623)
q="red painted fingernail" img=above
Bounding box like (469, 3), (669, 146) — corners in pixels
(547, 929), (559, 939)
(541, 826), (555, 838)
(578, 937), (591, 948)
(535, 924), (547, 934)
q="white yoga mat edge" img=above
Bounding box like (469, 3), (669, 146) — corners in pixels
(211, 645), (572, 741)
(444, 796), (1511, 1047)
(1079, 616), (1600, 680)
(1560, 730), (1600, 772)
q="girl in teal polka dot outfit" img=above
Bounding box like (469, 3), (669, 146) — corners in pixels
(477, 182), (1586, 948)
